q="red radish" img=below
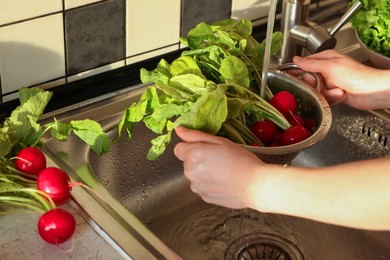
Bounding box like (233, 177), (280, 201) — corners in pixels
(270, 91), (296, 117)
(280, 126), (309, 145)
(304, 118), (316, 134)
(251, 120), (278, 146)
(272, 132), (282, 145)
(38, 167), (71, 205)
(14, 147), (46, 176)
(38, 208), (76, 244)
(287, 114), (304, 126)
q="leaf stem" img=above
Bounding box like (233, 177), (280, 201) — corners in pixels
(0, 197), (47, 214)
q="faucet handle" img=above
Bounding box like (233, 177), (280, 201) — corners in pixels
(329, 1), (363, 36)
(305, 1), (362, 54)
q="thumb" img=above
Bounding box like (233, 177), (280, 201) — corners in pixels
(293, 55), (327, 74)
(175, 126), (227, 144)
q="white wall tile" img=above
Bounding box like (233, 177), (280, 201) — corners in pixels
(0, 14), (65, 94)
(126, 0), (181, 57)
(0, 0), (62, 26)
(65, 0), (105, 10)
(232, 0), (270, 25)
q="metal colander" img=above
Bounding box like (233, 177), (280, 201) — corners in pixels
(241, 65), (332, 165)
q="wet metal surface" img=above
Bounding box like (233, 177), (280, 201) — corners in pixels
(44, 86), (390, 259)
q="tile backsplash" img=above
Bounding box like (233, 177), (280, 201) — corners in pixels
(0, 0), (347, 103)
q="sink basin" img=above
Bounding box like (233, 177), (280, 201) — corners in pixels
(43, 85), (390, 259)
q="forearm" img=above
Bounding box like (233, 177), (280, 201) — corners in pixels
(250, 157), (390, 230)
(346, 69), (390, 110)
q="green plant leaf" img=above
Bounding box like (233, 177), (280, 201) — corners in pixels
(70, 119), (109, 155)
(186, 22), (216, 49)
(146, 132), (172, 160)
(174, 85), (228, 134)
(219, 56), (250, 88)
(0, 88), (52, 150)
(140, 59), (171, 85)
(170, 56), (205, 78)
(48, 118), (72, 142)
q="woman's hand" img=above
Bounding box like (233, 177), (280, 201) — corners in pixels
(174, 126), (264, 209)
(293, 50), (390, 110)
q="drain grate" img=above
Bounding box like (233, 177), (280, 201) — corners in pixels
(236, 243), (290, 260)
(225, 233), (304, 260)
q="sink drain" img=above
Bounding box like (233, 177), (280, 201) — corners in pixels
(225, 233), (304, 260)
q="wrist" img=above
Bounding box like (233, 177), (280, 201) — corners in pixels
(245, 163), (290, 213)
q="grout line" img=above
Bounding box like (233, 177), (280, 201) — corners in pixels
(123, 0), (127, 62)
(62, 0), (69, 83)
(126, 43), (181, 60)
(0, 11), (63, 28)
(63, 0), (111, 13)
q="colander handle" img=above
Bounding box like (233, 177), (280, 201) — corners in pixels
(276, 63), (323, 92)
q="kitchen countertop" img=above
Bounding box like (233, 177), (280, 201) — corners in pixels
(0, 158), (130, 260)
(0, 202), (127, 260)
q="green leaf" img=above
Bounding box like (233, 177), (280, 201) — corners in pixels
(155, 82), (194, 100)
(128, 86), (160, 122)
(19, 87), (44, 105)
(258, 31), (284, 61)
(152, 102), (190, 121)
(174, 85), (228, 134)
(140, 59), (171, 85)
(227, 98), (250, 119)
(169, 74), (209, 94)
(116, 86), (161, 141)
(0, 133), (12, 158)
(212, 18), (252, 38)
(170, 56), (205, 79)
(186, 22), (216, 49)
(116, 108), (135, 141)
(147, 131), (172, 160)
(0, 88), (52, 149)
(70, 119), (109, 155)
(143, 115), (167, 134)
(219, 56), (250, 88)
(48, 118), (72, 142)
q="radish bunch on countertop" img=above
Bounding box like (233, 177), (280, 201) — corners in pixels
(0, 87), (109, 248)
(12, 147), (77, 245)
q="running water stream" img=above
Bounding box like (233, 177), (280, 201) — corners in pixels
(234, 0), (279, 249)
(260, 0), (278, 99)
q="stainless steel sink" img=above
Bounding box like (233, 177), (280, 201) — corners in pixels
(43, 85), (390, 259)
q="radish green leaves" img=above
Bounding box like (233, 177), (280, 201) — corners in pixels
(117, 18), (287, 160)
(0, 87), (109, 158)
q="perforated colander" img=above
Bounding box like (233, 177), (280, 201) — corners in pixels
(241, 65), (332, 165)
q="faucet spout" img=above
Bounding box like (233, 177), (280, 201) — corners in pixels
(279, 0), (363, 64)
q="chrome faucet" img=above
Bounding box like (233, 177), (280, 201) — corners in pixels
(279, 0), (363, 63)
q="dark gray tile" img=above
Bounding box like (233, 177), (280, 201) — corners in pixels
(181, 0), (232, 37)
(65, 0), (125, 75)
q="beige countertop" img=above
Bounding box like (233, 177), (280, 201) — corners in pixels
(0, 200), (128, 260)
(0, 157), (130, 260)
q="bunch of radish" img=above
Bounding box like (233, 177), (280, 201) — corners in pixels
(12, 147), (77, 245)
(251, 91), (316, 147)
